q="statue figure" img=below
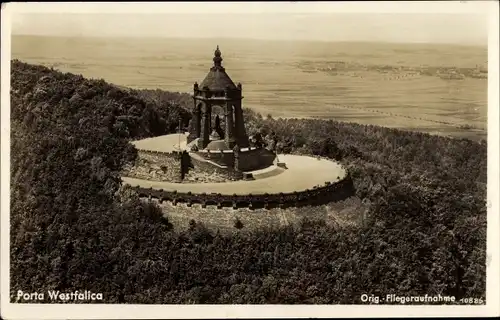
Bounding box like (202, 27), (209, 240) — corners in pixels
(214, 114), (225, 139)
(209, 128), (221, 141)
(215, 114), (221, 128)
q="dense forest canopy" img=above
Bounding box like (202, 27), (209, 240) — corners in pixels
(10, 60), (487, 304)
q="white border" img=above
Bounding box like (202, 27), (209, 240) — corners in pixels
(1, 2), (499, 319)
(2, 1), (494, 14)
(486, 0), (500, 316)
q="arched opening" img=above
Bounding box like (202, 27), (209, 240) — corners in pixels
(210, 104), (225, 140)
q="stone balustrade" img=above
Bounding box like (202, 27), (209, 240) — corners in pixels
(131, 174), (353, 210)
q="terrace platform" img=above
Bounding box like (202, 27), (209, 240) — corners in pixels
(122, 154), (347, 195)
(131, 133), (189, 153)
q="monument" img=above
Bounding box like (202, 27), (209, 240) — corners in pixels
(122, 46), (350, 209)
(187, 46), (249, 150)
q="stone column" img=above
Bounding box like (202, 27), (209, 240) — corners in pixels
(188, 98), (200, 144)
(233, 101), (240, 144)
(207, 102), (212, 136)
(195, 105), (201, 139)
(225, 102), (235, 148)
(234, 101), (249, 147)
(198, 102), (211, 149)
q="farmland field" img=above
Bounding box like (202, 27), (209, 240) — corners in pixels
(12, 35), (488, 140)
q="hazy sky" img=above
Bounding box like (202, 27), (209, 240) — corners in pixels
(10, 6), (490, 45)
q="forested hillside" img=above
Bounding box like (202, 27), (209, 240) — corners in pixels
(10, 60), (487, 304)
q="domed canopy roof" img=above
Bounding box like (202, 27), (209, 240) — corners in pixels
(199, 46), (237, 92)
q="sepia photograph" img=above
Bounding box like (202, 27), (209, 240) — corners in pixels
(1, 1), (499, 319)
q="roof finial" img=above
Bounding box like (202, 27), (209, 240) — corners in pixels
(213, 45), (223, 67)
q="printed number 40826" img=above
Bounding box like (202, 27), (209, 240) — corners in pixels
(460, 297), (484, 304)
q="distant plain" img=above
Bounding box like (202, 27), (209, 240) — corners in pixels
(11, 35), (488, 140)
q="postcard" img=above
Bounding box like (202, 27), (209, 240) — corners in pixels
(1, 1), (499, 319)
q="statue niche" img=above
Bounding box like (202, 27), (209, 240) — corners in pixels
(210, 114), (225, 140)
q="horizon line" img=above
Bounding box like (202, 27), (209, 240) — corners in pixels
(11, 33), (488, 48)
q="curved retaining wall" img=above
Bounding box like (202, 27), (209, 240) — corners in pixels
(131, 149), (183, 182)
(188, 153), (241, 181)
(134, 147), (275, 182)
(195, 147), (276, 172)
(132, 174), (354, 209)
(134, 149), (238, 182)
(138, 149), (184, 156)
